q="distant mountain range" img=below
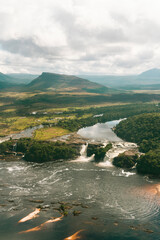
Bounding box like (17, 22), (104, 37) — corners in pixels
(0, 72), (18, 89)
(78, 68), (160, 90)
(1, 68), (160, 92)
(7, 73), (38, 84)
(0, 72), (37, 90)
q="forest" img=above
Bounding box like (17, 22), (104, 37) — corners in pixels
(0, 138), (78, 163)
(114, 113), (160, 175)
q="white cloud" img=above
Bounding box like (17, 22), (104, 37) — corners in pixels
(0, 0), (160, 74)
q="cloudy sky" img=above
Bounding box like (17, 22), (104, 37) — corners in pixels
(0, 0), (160, 75)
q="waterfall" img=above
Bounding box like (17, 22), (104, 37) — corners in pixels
(80, 143), (88, 156)
(13, 143), (17, 152)
(71, 143), (95, 162)
(13, 143), (17, 156)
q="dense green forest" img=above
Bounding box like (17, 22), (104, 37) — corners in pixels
(0, 138), (78, 163)
(0, 92), (160, 116)
(113, 153), (138, 168)
(14, 93), (160, 111)
(114, 113), (160, 175)
(57, 104), (159, 132)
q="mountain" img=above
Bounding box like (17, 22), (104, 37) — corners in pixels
(0, 72), (18, 90)
(27, 72), (117, 93)
(0, 72), (16, 83)
(7, 73), (39, 84)
(78, 68), (160, 90)
(139, 68), (160, 78)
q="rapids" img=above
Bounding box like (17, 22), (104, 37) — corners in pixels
(0, 120), (160, 240)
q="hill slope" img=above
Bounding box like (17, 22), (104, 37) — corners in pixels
(7, 73), (39, 84)
(0, 72), (19, 90)
(27, 72), (117, 93)
(139, 68), (160, 78)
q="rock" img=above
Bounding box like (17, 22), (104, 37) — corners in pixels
(72, 202), (82, 206)
(65, 205), (73, 210)
(36, 205), (43, 209)
(41, 205), (50, 209)
(114, 221), (119, 226)
(73, 210), (82, 216)
(8, 199), (14, 203)
(16, 152), (24, 156)
(81, 205), (89, 208)
(58, 201), (68, 205)
(144, 229), (154, 234)
(53, 207), (60, 211)
(4, 151), (15, 155)
(130, 226), (138, 230)
(28, 199), (44, 203)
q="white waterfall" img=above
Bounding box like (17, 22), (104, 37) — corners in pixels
(71, 144), (95, 162)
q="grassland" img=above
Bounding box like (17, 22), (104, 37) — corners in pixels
(0, 90), (159, 138)
(33, 127), (71, 140)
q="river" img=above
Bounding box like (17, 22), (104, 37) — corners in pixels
(0, 120), (160, 240)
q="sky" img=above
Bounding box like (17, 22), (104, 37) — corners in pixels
(0, 0), (160, 75)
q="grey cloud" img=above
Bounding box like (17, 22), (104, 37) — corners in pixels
(79, 45), (130, 61)
(0, 38), (65, 58)
(97, 28), (127, 42)
(138, 50), (154, 61)
(111, 13), (160, 44)
(110, 13), (130, 26)
(54, 7), (128, 52)
(115, 57), (142, 69)
(133, 18), (160, 43)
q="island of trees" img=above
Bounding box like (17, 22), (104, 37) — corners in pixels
(0, 138), (79, 163)
(114, 113), (160, 176)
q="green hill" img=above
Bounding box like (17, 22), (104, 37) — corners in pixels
(0, 72), (19, 90)
(27, 72), (117, 94)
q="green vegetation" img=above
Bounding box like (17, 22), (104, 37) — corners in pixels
(137, 149), (160, 175)
(115, 113), (160, 144)
(33, 127), (70, 140)
(0, 140), (15, 154)
(18, 139), (77, 162)
(0, 101), (158, 137)
(0, 138), (78, 163)
(115, 113), (160, 175)
(27, 72), (113, 93)
(113, 153), (138, 168)
(14, 93), (160, 112)
(57, 104), (159, 132)
(87, 143), (112, 162)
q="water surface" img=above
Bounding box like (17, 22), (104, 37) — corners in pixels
(0, 120), (160, 240)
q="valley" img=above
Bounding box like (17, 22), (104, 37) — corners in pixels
(0, 69), (160, 240)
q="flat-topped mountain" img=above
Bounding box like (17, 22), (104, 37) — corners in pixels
(27, 72), (116, 93)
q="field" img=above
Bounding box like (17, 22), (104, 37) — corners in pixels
(33, 127), (71, 140)
(0, 90), (159, 138)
